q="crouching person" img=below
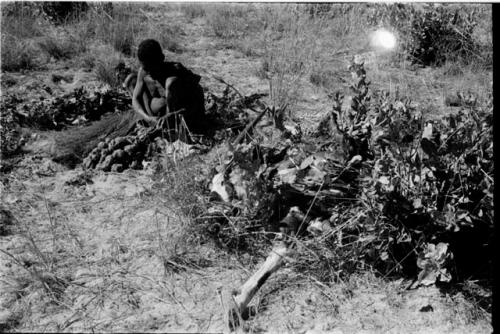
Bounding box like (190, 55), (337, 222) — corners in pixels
(124, 39), (206, 140)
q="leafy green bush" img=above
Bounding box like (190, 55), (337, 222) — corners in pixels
(316, 58), (493, 287)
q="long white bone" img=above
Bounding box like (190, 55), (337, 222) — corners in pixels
(228, 207), (304, 328)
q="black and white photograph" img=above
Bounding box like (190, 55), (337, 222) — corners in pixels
(0, 2), (493, 332)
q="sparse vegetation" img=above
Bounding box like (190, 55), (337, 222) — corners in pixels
(37, 36), (76, 60)
(94, 54), (124, 88)
(179, 3), (206, 19)
(0, 2), (492, 332)
(205, 4), (250, 39)
(0, 36), (38, 71)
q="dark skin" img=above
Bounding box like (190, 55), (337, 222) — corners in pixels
(131, 58), (181, 126)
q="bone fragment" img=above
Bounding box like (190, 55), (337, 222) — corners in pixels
(229, 241), (290, 328)
(228, 207), (304, 328)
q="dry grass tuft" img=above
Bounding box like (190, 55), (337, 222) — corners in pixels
(93, 52), (125, 88)
(37, 36), (77, 60)
(205, 4), (257, 39)
(179, 3), (206, 19)
(1, 37), (38, 72)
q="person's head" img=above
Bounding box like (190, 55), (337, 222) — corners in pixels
(137, 39), (164, 73)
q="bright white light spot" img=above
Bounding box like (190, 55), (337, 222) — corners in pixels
(371, 29), (397, 51)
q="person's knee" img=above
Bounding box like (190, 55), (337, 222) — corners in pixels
(150, 97), (166, 114)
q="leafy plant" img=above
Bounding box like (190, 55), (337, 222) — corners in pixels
(0, 96), (27, 159)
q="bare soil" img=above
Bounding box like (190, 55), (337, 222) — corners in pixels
(0, 4), (492, 333)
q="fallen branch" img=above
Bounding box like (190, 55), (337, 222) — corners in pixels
(231, 108), (268, 146)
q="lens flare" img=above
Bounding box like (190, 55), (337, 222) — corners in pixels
(371, 29), (397, 51)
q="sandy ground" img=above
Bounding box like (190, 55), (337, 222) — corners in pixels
(0, 5), (492, 333)
(0, 157), (491, 333)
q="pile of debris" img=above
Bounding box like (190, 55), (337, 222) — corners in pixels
(198, 60), (372, 327)
(0, 96), (26, 159)
(193, 56), (493, 326)
(82, 86), (270, 172)
(8, 86), (131, 130)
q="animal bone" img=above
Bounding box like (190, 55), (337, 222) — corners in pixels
(229, 240), (290, 329)
(228, 207), (304, 329)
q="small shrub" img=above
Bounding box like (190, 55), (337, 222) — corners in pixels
(407, 6), (480, 66)
(368, 4), (489, 66)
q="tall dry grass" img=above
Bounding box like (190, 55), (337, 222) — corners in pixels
(1, 3), (44, 71)
(1, 36), (38, 71)
(179, 3), (206, 19)
(202, 4), (374, 112)
(1, 2), (184, 75)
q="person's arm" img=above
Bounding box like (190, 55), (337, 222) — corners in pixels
(132, 68), (157, 124)
(155, 76), (179, 130)
(164, 76), (178, 115)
